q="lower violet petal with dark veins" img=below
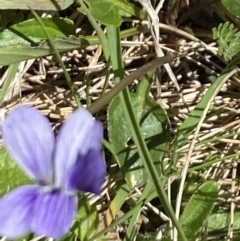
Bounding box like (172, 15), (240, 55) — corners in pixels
(0, 185), (39, 239)
(31, 189), (77, 238)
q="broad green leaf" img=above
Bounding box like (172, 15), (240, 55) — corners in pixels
(0, 36), (92, 66)
(208, 209), (240, 233)
(80, 0), (146, 26)
(0, 18), (75, 47)
(0, 18), (78, 65)
(108, 72), (169, 187)
(179, 181), (218, 239)
(10, 18), (76, 40)
(207, 209), (240, 240)
(0, 148), (32, 197)
(0, 0), (74, 10)
(74, 196), (99, 241)
(0, 25), (141, 66)
(221, 0), (240, 17)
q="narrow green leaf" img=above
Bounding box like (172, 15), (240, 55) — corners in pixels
(178, 72), (227, 136)
(125, 211), (141, 240)
(105, 183), (130, 226)
(78, 0), (110, 60)
(170, 67), (235, 171)
(31, 10), (81, 107)
(0, 63), (19, 105)
(89, 182), (157, 241)
(124, 181), (157, 241)
(180, 181), (219, 239)
(74, 196), (99, 241)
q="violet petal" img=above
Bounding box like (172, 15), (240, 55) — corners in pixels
(68, 149), (106, 194)
(31, 189), (77, 238)
(0, 185), (38, 239)
(2, 106), (54, 183)
(54, 108), (103, 189)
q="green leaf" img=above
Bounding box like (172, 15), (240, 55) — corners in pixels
(207, 209), (240, 240)
(106, 183), (130, 227)
(0, 18), (78, 65)
(208, 209), (240, 233)
(0, 23), (142, 66)
(124, 182), (157, 241)
(80, 0), (146, 26)
(0, 63), (20, 105)
(179, 181), (219, 239)
(0, 25), (141, 66)
(221, 0), (240, 17)
(10, 18), (76, 40)
(0, 0), (74, 10)
(74, 196), (99, 241)
(176, 67), (233, 148)
(108, 72), (169, 187)
(0, 18), (75, 47)
(0, 148), (32, 197)
(212, 22), (240, 61)
(170, 60), (239, 172)
(0, 35), (92, 66)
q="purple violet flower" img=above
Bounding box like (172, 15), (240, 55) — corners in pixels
(0, 106), (105, 239)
